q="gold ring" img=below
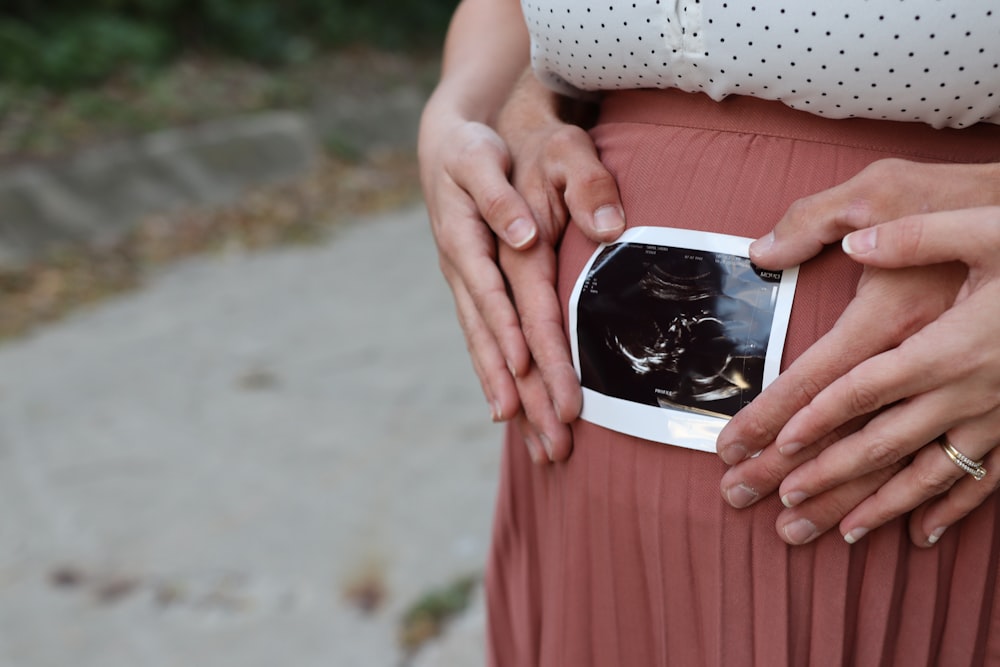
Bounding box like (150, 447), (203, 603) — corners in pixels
(940, 437), (987, 481)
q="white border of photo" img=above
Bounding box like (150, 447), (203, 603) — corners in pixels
(568, 226), (799, 453)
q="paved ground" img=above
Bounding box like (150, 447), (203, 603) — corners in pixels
(0, 205), (498, 666)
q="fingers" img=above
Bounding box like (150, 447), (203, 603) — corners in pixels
(833, 440), (966, 545)
(444, 268), (521, 423)
(775, 272), (998, 458)
(514, 414), (549, 465)
(512, 363), (574, 464)
(750, 161), (1000, 270)
(838, 413), (1000, 545)
(496, 70), (625, 245)
(433, 195), (532, 380)
(777, 376), (994, 510)
(449, 123), (541, 250)
(500, 242), (583, 424)
(777, 396), (947, 507)
(775, 463), (902, 546)
(908, 415), (1000, 547)
(720, 415), (869, 510)
(749, 158), (910, 269)
(771, 396), (1000, 549)
(717, 264), (958, 464)
(773, 321), (959, 459)
(428, 127), (538, 381)
(541, 124), (626, 244)
(429, 118), (595, 436)
(842, 206), (1000, 269)
(908, 448), (1000, 547)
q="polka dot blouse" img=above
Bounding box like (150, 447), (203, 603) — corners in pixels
(523, 0), (1000, 128)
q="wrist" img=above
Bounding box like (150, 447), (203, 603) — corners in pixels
(497, 71), (600, 144)
(496, 75), (561, 144)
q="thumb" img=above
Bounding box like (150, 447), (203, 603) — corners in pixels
(841, 207), (1000, 269)
(449, 123), (542, 251)
(749, 200), (878, 269)
(549, 126), (626, 244)
(751, 189), (884, 269)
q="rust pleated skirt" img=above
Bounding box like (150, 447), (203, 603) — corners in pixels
(485, 89), (1000, 667)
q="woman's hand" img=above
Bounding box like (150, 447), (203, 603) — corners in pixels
(719, 262), (965, 544)
(418, 0), (547, 443)
(420, 67), (624, 463)
(454, 71), (627, 463)
(420, 112), (536, 428)
(493, 72), (626, 454)
(716, 158), (1000, 545)
(777, 207), (1000, 545)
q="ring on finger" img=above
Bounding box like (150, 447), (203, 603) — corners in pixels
(939, 437), (988, 481)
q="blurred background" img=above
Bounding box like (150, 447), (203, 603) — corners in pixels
(0, 1), (504, 665)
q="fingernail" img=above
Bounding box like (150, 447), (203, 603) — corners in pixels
(781, 490), (809, 508)
(504, 217), (536, 249)
(491, 401), (503, 422)
(844, 527), (869, 545)
(524, 434), (545, 464)
(783, 518), (819, 545)
(750, 231), (774, 255)
(842, 228), (876, 255)
(539, 433), (554, 459)
(725, 483), (759, 509)
(778, 441), (805, 456)
(593, 205), (626, 233)
(720, 443), (747, 466)
(507, 360), (518, 379)
(927, 526), (947, 545)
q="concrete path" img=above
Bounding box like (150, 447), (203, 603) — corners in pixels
(0, 205), (498, 666)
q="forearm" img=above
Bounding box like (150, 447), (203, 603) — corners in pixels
(496, 70), (571, 146)
(422, 0), (530, 128)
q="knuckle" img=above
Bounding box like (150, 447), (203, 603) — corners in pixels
(459, 127), (505, 158)
(858, 158), (907, 185)
(740, 451), (794, 493)
(435, 228), (465, 259)
(894, 216), (927, 257)
(754, 455), (796, 487)
(545, 124), (590, 157)
(469, 281), (510, 313)
(912, 464), (958, 497)
(845, 377), (884, 416)
(791, 374), (827, 407)
(454, 143), (496, 177)
(521, 318), (554, 348)
(893, 295), (937, 335)
(571, 169), (616, 197)
(811, 491), (861, 523)
(864, 435), (906, 469)
(521, 320), (540, 344)
(782, 196), (814, 224)
(479, 188), (516, 226)
(733, 409), (780, 447)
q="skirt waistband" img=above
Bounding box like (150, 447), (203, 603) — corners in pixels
(599, 89), (1000, 164)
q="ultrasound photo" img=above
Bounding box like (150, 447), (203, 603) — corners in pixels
(576, 240), (783, 420)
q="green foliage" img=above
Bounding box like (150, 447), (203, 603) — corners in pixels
(399, 574), (479, 651)
(0, 14), (170, 88)
(0, 1), (458, 89)
(301, 0), (458, 51)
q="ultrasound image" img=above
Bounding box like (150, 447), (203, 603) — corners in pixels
(576, 242), (782, 419)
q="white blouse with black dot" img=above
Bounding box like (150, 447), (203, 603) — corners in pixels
(523, 0), (1000, 128)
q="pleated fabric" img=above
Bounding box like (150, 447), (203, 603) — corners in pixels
(485, 89), (1000, 667)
